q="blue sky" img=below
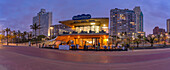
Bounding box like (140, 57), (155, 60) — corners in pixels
(0, 0), (170, 35)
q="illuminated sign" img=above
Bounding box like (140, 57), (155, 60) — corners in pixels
(72, 14), (91, 20)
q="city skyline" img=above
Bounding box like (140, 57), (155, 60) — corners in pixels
(0, 0), (170, 35)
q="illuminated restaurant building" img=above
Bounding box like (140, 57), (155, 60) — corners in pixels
(55, 14), (109, 47)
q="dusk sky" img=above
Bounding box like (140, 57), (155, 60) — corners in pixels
(0, 0), (170, 35)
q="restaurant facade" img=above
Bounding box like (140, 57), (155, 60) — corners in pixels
(54, 14), (110, 48)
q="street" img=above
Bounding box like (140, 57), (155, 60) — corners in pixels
(0, 45), (170, 70)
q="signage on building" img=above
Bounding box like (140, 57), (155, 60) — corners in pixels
(72, 14), (91, 20)
(59, 45), (70, 50)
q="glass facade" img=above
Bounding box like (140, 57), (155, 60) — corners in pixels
(75, 26), (100, 33)
(76, 38), (100, 47)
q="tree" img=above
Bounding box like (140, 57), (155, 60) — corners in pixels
(0, 34), (5, 44)
(52, 35), (56, 39)
(157, 35), (161, 43)
(126, 37), (131, 45)
(145, 36), (156, 47)
(22, 31), (27, 42)
(37, 35), (46, 41)
(134, 38), (140, 48)
(17, 30), (21, 43)
(27, 32), (32, 40)
(13, 31), (17, 43)
(134, 35), (143, 48)
(30, 23), (41, 46)
(137, 35), (143, 40)
(5, 28), (10, 45)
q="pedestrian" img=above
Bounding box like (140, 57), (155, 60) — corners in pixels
(39, 44), (41, 48)
(104, 45), (107, 50)
(97, 45), (100, 50)
(71, 44), (74, 50)
(84, 45), (86, 50)
(117, 45), (119, 49)
(76, 44), (79, 50)
(93, 44), (95, 49)
(122, 46), (125, 50)
(112, 45), (114, 49)
(29, 41), (31, 47)
(108, 46), (110, 50)
(126, 44), (130, 51)
(95, 45), (98, 51)
(42, 43), (45, 48)
(52, 45), (55, 49)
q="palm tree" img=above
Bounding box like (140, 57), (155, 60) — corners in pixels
(22, 31), (27, 42)
(126, 37), (131, 45)
(13, 31), (17, 43)
(162, 34), (167, 46)
(145, 36), (156, 47)
(30, 23), (41, 46)
(17, 30), (21, 42)
(157, 35), (161, 43)
(0, 34), (5, 44)
(134, 38), (140, 48)
(27, 32), (32, 40)
(135, 35), (143, 48)
(137, 35), (143, 40)
(5, 28), (10, 45)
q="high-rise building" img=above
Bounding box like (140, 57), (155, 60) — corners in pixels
(167, 19), (170, 33)
(110, 8), (136, 37)
(153, 26), (165, 35)
(133, 6), (143, 32)
(33, 9), (52, 36)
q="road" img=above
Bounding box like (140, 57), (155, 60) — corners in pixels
(0, 45), (170, 70)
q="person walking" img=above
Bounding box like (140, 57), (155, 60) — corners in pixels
(95, 44), (98, 51)
(122, 46), (125, 50)
(104, 45), (107, 51)
(108, 46), (110, 50)
(84, 44), (86, 51)
(29, 41), (31, 47)
(76, 44), (79, 50)
(126, 44), (130, 51)
(42, 43), (45, 48)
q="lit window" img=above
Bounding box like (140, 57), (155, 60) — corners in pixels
(120, 14), (126, 20)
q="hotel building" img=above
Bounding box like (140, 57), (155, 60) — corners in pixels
(167, 19), (170, 33)
(110, 8), (136, 37)
(133, 6), (145, 36)
(133, 6), (143, 32)
(153, 26), (165, 35)
(33, 9), (52, 36)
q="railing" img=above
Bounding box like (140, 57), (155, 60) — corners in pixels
(61, 30), (107, 35)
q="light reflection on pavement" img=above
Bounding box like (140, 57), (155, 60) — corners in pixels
(1, 45), (170, 70)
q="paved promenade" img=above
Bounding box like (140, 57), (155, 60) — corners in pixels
(0, 45), (170, 70)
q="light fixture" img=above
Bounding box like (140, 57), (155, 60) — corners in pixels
(102, 27), (108, 28)
(91, 23), (95, 25)
(88, 41), (92, 43)
(50, 27), (53, 29)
